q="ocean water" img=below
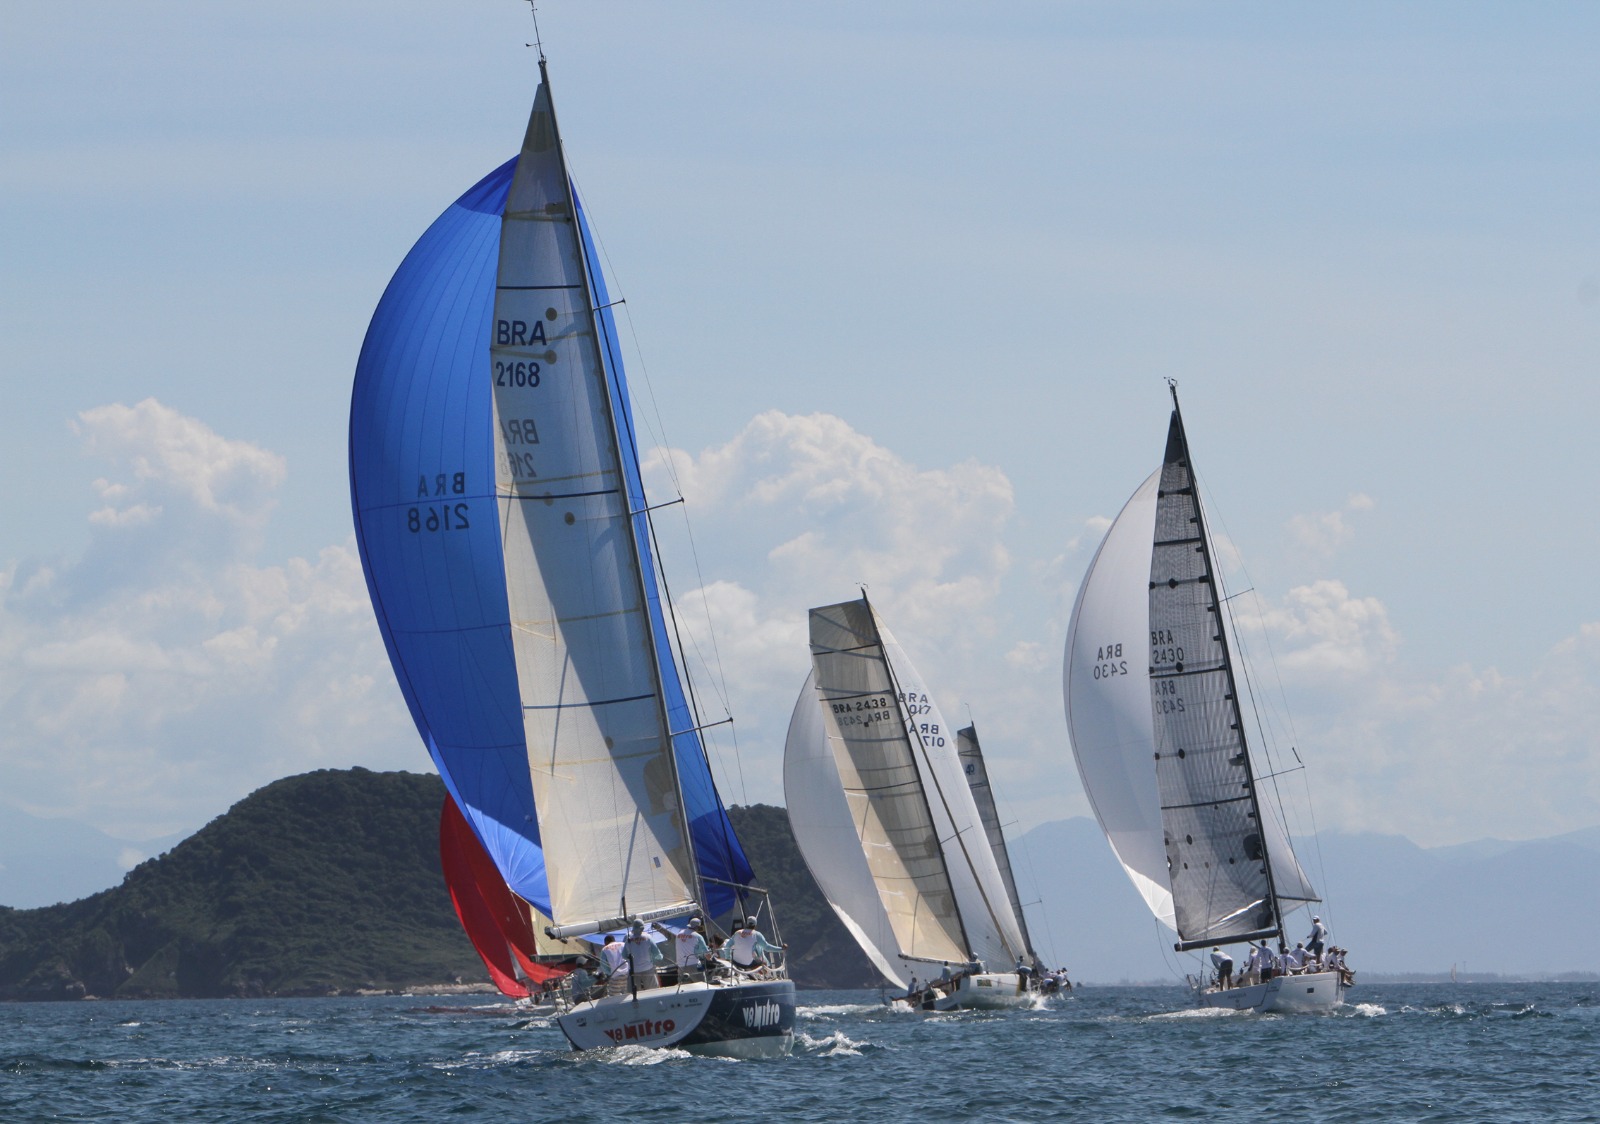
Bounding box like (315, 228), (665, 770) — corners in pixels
(2, 983), (1596, 1123)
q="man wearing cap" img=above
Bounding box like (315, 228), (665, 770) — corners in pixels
(656, 917), (710, 981)
(726, 916), (784, 973)
(622, 918), (665, 991)
(1306, 915), (1328, 959)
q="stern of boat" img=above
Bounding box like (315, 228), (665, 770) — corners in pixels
(557, 978), (795, 1057)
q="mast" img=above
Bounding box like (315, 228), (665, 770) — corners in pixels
(1162, 382), (1284, 950)
(866, 595), (1023, 965)
(539, 58), (702, 922)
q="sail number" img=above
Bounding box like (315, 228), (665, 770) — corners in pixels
(832, 695), (895, 728)
(1151, 679), (1186, 714)
(896, 690), (946, 747)
(1091, 643), (1129, 680)
(408, 503), (470, 533)
(409, 471), (470, 533)
(495, 360), (541, 388)
(1150, 629), (1185, 667)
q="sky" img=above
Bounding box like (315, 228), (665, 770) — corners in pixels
(2, 2), (1598, 886)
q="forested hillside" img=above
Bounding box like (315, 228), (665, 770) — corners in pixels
(0, 770), (878, 999)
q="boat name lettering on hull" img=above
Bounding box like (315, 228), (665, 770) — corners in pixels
(741, 1001), (781, 1030)
(602, 1017), (677, 1044)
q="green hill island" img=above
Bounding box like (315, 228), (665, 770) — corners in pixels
(0, 769), (876, 1000)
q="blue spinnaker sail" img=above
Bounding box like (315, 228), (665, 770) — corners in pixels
(350, 157), (752, 918)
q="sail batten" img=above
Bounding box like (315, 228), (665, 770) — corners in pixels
(1063, 395), (1321, 951)
(785, 597), (1029, 983)
(1149, 407), (1282, 944)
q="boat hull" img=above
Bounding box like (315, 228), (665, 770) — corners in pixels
(557, 978), (795, 1057)
(903, 972), (1034, 1011)
(1198, 971), (1347, 1013)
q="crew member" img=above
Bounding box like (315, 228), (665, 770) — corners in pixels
(656, 916), (709, 980)
(1306, 916), (1328, 958)
(1210, 946), (1234, 989)
(622, 918), (665, 991)
(726, 916), (785, 973)
(600, 933), (629, 995)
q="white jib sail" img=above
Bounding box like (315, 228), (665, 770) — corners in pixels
(783, 670), (922, 989)
(876, 620), (1028, 971)
(1063, 470), (1178, 929)
(491, 76), (696, 930)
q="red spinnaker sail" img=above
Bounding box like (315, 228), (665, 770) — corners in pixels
(439, 795), (570, 995)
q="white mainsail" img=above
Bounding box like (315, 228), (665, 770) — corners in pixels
(787, 597), (1027, 977)
(491, 76), (696, 933)
(1063, 406), (1317, 948)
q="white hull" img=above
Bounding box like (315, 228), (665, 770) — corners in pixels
(556, 978), (794, 1057)
(902, 972), (1036, 1012)
(1197, 971), (1347, 1013)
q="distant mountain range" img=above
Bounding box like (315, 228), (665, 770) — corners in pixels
(0, 807), (184, 910)
(1012, 817), (1600, 983)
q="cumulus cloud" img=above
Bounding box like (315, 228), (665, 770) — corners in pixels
(644, 411), (1019, 800)
(648, 410), (1014, 646)
(1235, 579), (1400, 680)
(0, 402), (413, 841)
(1287, 493), (1376, 556)
(1297, 620), (1600, 846)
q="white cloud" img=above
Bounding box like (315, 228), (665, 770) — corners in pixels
(1236, 578), (1400, 680)
(1287, 492), (1376, 556)
(1293, 620), (1600, 846)
(6, 400), (1596, 858)
(645, 411), (1020, 802)
(0, 402), (413, 840)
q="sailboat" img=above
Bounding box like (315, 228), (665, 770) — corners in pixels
(955, 725), (1054, 984)
(348, 56), (795, 1056)
(1062, 385), (1347, 1013)
(783, 595), (1036, 1011)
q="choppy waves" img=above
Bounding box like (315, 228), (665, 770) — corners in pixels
(1, 983), (1596, 1123)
